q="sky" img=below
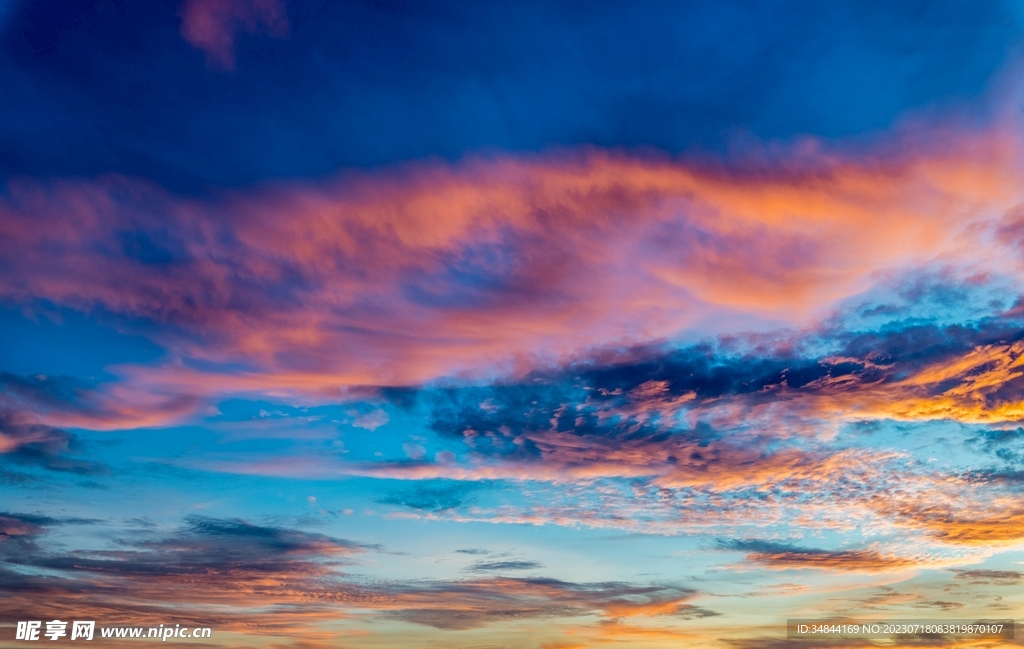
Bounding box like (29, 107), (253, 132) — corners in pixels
(3, 1), (1024, 647)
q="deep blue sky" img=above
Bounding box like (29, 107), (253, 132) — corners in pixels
(1, 0), (1021, 192)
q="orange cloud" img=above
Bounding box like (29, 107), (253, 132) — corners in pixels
(2, 109), (1023, 427)
(2, 513), (714, 642)
(877, 342), (1024, 424)
(722, 540), (925, 573)
(885, 502), (1024, 546)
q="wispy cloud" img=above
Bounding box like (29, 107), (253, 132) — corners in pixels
(466, 560), (543, 572)
(0, 379), (108, 474)
(178, 0), (288, 71)
(719, 540), (924, 573)
(952, 569), (1022, 583)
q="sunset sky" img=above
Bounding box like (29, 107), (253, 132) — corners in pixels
(4, 1), (1024, 648)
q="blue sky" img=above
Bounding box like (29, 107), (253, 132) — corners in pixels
(1, 0), (1019, 189)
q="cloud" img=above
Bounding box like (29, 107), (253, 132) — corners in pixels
(375, 578), (711, 630)
(347, 408), (389, 431)
(375, 481), (485, 512)
(178, 0), (288, 71)
(177, 300), (1024, 553)
(913, 600), (965, 610)
(9, 11), (1024, 649)
(887, 504), (1024, 545)
(0, 370), (200, 432)
(0, 514), (376, 631)
(0, 404), (107, 475)
(6, 93), (1024, 617)
(466, 560), (543, 572)
(953, 569), (1022, 583)
(10, 514), (373, 576)
(719, 540), (925, 573)
(2, 105), (1023, 428)
(806, 339), (1024, 426)
(0, 514), (710, 633)
(0, 512), (57, 555)
(327, 302), (1024, 534)
(402, 441), (426, 460)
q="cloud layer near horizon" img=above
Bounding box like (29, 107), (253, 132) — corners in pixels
(0, 511), (713, 637)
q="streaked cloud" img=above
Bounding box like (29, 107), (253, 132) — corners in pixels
(719, 540), (924, 573)
(465, 560), (543, 572)
(952, 569), (1022, 583)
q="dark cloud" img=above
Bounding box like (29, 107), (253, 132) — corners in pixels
(0, 512), (56, 556)
(0, 514), (379, 629)
(0, 512), (98, 558)
(0, 409), (107, 474)
(0, 468), (41, 485)
(375, 577), (706, 630)
(0, 373), (110, 474)
(0, 372), (93, 411)
(421, 344), (790, 451)
(953, 569), (1022, 583)
(913, 600), (964, 610)
(362, 306), (1024, 520)
(12, 515), (375, 577)
(720, 539), (918, 572)
(410, 310), (1024, 457)
(0, 512), (61, 528)
(466, 560), (543, 572)
(1, 515), (707, 632)
(0, 370), (201, 435)
(0, 417), (108, 472)
(966, 428), (1024, 469)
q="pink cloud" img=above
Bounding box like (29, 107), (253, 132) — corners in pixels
(1, 104), (1024, 427)
(179, 0), (288, 71)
